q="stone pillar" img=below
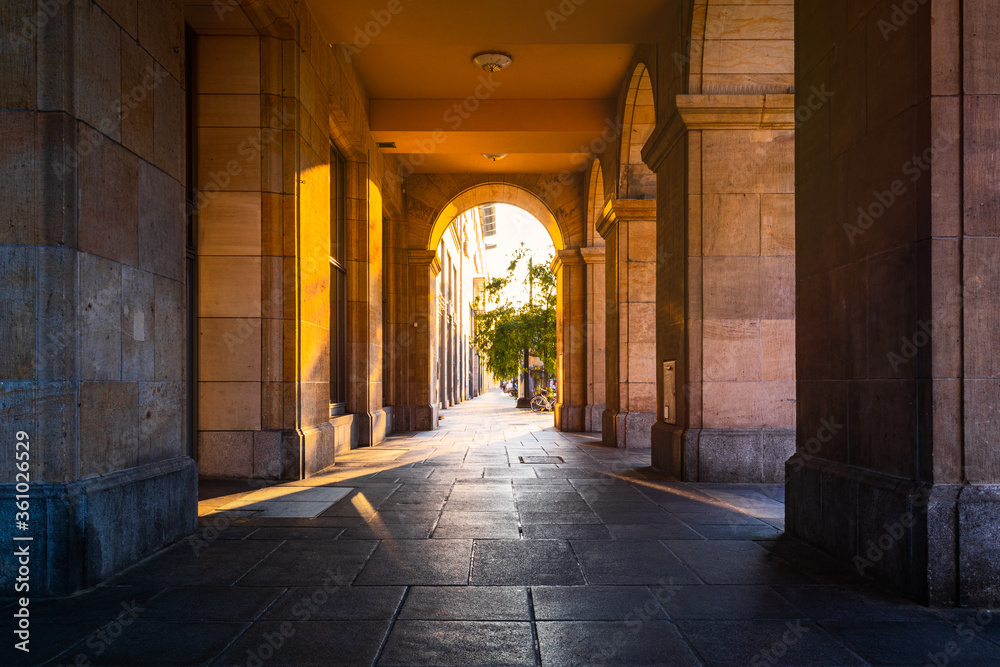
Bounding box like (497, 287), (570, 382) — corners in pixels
(644, 94), (796, 482)
(787, 0), (1000, 606)
(397, 250), (439, 430)
(346, 171), (386, 446)
(0, 0), (196, 595)
(581, 246), (607, 432)
(553, 249), (587, 432)
(597, 199), (657, 447)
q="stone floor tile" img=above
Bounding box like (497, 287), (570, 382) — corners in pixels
(656, 585), (805, 620)
(109, 539), (284, 588)
(693, 524), (784, 540)
(605, 522), (705, 540)
(677, 620), (866, 667)
(0, 618), (124, 665)
(245, 526), (345, 540)
(141, 586), (284, 621)
(518, 510), (602, 525)
(399, 586), (530, 621)
(264, 586), (405, 621)
(378, 620), (535, 667)
(236, 540), (378, 587)
(572, 540), (702, 586)
(822, 620), (1000, 666)
(536, 620), (701, 667)
(521, 523), (613, 540)
(531, 585), (667, 621)
(368, 509), (442, 524)
(66, 620), (246, 666)
(432, 523), (522, 539)
(210, 620), (390, 667)
(354, 539), (473, 585)
(470, 540), (585, 586)
(664, 540), (818, 585)
(772, 585), (945, 622)
(339, 523), (436, 540)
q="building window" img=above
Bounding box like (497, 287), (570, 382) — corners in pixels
(330, 144), (347, 414)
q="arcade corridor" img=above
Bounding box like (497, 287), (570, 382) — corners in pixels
(5, 391), (998, 666)
(4, 0), (1000, 662)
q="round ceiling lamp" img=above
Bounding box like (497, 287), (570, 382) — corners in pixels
(482, 153), (508, 162)
(472, 52), (513, 73)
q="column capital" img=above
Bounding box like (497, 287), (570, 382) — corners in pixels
(596, 198), (657, 240)
(642, 93), (796, 171)
(408, 249), (442, 276)
(551, 248), (583, 274)
(580, 246), (606, 264)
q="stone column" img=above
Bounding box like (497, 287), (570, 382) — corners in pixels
(597, 199), (657, 447)
(553, 249), (587, 432)
(581, 246), (607, 432)
(346, 168), (386, 446)
(0, 0), (195, 594)
(643, 94), (796, 482)
(397, 249), (439, 430)
(787, 0), (1000, 606)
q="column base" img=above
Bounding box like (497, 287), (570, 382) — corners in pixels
(402, 404), (438, 431)
(0, 457), (197, 596)
(585, 404), (605, 433)
(651, 426), (794, 482)
(651, 422), (685, 479)
(554, 403), (586, 432)
(786, 454), (1000, 606)
(358, 409), (387, 447)
(602, 410), (655, 448)
(283, 421), (354, 479)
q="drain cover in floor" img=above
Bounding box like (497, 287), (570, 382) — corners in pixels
(519, 456), (564, 464)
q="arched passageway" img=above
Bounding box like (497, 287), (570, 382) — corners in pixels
(4, 0), (998, 614)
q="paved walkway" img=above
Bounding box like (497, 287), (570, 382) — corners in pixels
(5, 390), (999, 666)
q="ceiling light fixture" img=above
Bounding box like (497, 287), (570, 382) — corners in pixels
(472, 52), (513, 73)
(482, 153), (508, 162)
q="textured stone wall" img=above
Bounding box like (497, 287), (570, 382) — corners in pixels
(788, 0), (1000, 606)
(0, 0), (194, 594)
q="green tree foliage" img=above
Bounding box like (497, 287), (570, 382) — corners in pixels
(473, 245), (557, 381)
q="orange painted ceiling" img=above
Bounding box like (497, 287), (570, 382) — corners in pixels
(305, 0), (672, 174)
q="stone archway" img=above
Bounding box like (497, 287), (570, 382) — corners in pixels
(393, 174), (590, 432)
(619, 64), (657, 200)
(426, 184), (566, 253)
